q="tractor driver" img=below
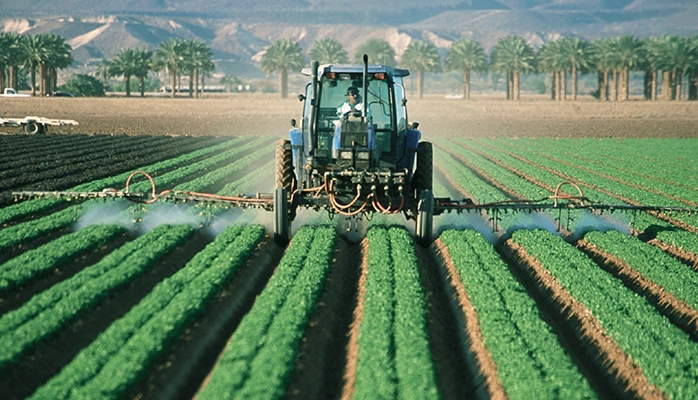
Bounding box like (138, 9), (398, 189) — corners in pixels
(333, 86), (374, 157)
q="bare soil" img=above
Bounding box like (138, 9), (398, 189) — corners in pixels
(2, 94), (698, 138)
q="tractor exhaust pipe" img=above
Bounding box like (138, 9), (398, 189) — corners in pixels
(362, 54), (368, 121)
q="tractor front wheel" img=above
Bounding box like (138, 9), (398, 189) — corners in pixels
(276, 140), (295, 191)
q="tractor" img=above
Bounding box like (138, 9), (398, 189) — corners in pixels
(273, 56), (435, 245)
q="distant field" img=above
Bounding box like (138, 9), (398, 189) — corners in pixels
(3, 94), (698, 137)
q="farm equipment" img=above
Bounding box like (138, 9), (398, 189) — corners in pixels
(12, 57), (698, 245)
(0, 115), (78, 134)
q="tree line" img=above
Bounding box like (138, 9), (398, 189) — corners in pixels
(0, 33), (214, 98)
(2, 31), (697, 100)
(264, 34), (698, 101)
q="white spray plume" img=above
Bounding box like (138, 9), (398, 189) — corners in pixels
(502, 211), (561, 241)
(139, 203), (200, 233)
(569, 210), (630, 240)
(434, 211), (500, 244)
(74, 200), (134, 231)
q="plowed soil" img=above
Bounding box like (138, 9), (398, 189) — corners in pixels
(2, 94), (698, 138)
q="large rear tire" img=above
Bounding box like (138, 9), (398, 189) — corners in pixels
(276, 140), (295, 191)
(415, 189), (434, 247)
(274, 187), (290, 246)
(412, 141), (433, 199)
(24, 122), (44, 135)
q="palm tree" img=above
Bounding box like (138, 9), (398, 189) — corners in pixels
(309, 38), (349, 64)
(558, 37), (592, 101)
(0, 33), (25, 90)
(261, 39), (305, 99)
(42, 34), (73, 95)
(537, 40), (565, 100)
(444, 38), (487, 99)
(590, 38), (620, 101)
(490, 35), (536, 100)
(95, 58), (112, 89)
(400, 40), (441, 99)
(153, 38), (186, 98)
(220, 74), (242, 93)
(652, 36), (698, 100)
(110, 48), (138, 97)
(354, 39), (396, 66)
(182, 39), (213, 98)
(615, 35), (644, 101)
(132, 47), (153, 97)
(22, 34), (49, 96)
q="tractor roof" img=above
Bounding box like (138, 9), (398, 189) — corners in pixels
(301, 63), (410, 78)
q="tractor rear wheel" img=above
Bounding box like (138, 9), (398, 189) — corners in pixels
(276, 140), (295, 191)
(412, 141), (433, 199)
(415, 189), (434, 246)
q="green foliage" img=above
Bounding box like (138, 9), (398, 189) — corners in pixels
(512, 229), (698, 398)
(31, 224), (264, 399)
(354, 226), (440, 400)
(354, 38), (396, 66)
(59, 74), (105, 97)
(441, 229), (596, 399)
(198, 225), (336, 400)
(309, 38), (349, 64)
(0, 225), (194, 371)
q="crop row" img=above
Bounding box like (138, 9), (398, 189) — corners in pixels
(441, 138), (698, 255)
(0, 224), (125, 294)
(352, 226), (439, 400)
(0, 224), (194, 371)
(440, 229), (596, 399)
(198, 225), (336, 399)
(0, 137), (267, 255)
(30, 224), (264, 399)
(0, 137), (243, 226)
(511, 229), (698, 399)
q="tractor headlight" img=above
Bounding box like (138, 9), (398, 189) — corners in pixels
(356, 150), (371, 160)
(339, 150), (353, 160)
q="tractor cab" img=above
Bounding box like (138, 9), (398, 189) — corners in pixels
(290, 61), (420, 189)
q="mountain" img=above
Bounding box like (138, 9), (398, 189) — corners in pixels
(1, 0), (696, 78)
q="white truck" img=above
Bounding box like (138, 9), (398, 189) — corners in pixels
(1, 88), (31, 98)
(0, 115), (78, 134)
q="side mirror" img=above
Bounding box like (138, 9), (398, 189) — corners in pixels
(290, 119), (297, 128)
(297, 94), (306, 102)
(411, 121), (420, 130)
(401, 98), (408, 107)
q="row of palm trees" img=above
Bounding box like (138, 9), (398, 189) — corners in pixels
(98, 38), (214, 98)
(0, 32), (73, 96)
(263, 34), (698, 101)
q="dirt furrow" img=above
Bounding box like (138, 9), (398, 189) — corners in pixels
(499, 239), (665, 400)
(285, 236), (361, 400)
(577, 239), (698, 341)
(431, 239), (506, 400)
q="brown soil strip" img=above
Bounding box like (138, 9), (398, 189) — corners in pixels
(499, 239), (666, 400)
(431, 239), (507, 400)
(577, 239), (698, 341)
(0, 229), (213, 400)
(132, 237), (284, 400)
(340, 238), (369, 400)
(284, 237), (361, 400)
(646, 239), (698, 271)
(414, 243), (477, 400)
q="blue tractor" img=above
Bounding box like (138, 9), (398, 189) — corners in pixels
(274, 56), (434, 245)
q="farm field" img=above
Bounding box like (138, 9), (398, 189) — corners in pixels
(1, 96), (698, 399)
